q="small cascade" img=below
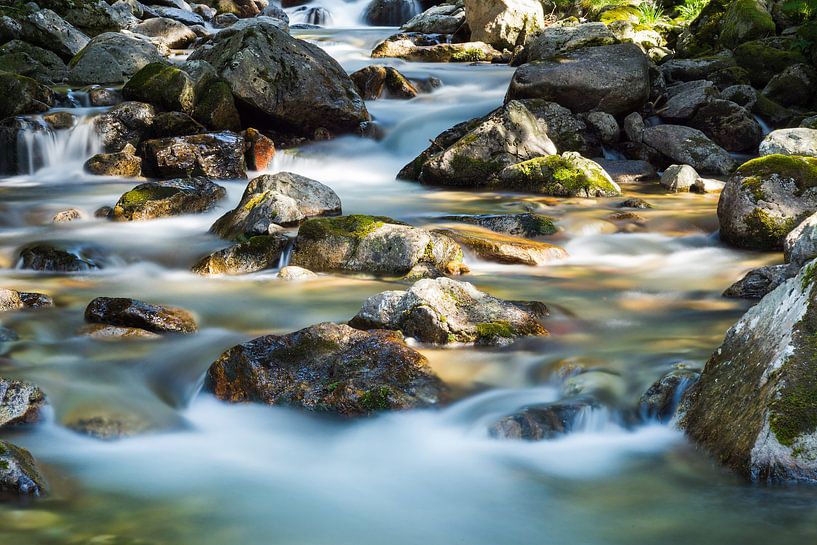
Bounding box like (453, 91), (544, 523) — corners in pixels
(601, 146), (627, 161)
(278, 238), (296, 269)
(13, 114), (102, 177)
(572, 405), (616, 434)
(754, 114), (772, 136)
(362, 0), (422, 26)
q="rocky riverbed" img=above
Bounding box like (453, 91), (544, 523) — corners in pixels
(2, 0), (817, 543)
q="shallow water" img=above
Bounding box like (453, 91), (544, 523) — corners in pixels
(0, 19), (811, 545)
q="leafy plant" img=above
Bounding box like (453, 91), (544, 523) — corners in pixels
(782, 0), (817, 21)
(637, 1), (668, 25)
(676, 0), (709, 21)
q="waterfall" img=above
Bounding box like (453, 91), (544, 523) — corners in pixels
(13, 114), (102, 177)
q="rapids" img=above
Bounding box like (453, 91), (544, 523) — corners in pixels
(1, 14), (815, 545)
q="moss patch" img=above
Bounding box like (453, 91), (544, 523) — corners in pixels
(503, 154), (619, 197)
(744, 208), (799, 250)
(737, 155), (817, 195)
(476, 320), (516, 340)
(298, 214), (398, 241)
(359, 386), (392, 411)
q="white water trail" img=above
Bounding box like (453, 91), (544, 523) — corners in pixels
(15, 113), (102, 179)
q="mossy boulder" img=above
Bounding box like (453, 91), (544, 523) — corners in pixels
(400, 100), (557, 186)
(204, 322), (446, 417)
(762, 64), (817, 109)
(140, 131), (246, 180)
(0, 40), (68, 84)
(188, 20), (368, 137)
(84, 143), (142, 177)
(192, 79), (241, 132)
(349, 277), (549, 346)
(123, 63), (196, 115)
(717, 155), (817, 250)
(192, 234), (290, 276)
(719, 0), (776, 49)
(110, 177), (227, 221)
(759, 128), (817, 158)
(0, 378), (45, 428)
(0, 71), (54, 118)
(525, 22), (618, 62)
(498, 152), (621, 197)
(69, 32), (165, 85)
(210, 172), (341, 239)
(85, 297), (197, 334)
(733, 38), (808, 88)
(290, 215), (466, 278)
(679, 261), (817, 481)
(17, 242), (108, 272)
(0, 441), (46, 498)
(688, 99), (763, 153)
(432, 227), (567, 266)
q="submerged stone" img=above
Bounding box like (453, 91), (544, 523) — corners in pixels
(192, 235), (290, 276)
(84, 297), (197, 334)
(110, 178), (226, 221)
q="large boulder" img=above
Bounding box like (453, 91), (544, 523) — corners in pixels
(679, 262), (817, 482)
(188, 20), (368, 137)
(506, 44), (650, 116)
(759, 129), (817, 158)
(0, 40), (68, 84)
(110, 178), (227, 221)
(93, 101), (156, 152)
(211, 172), (341, 239)
(688, 99), (763, 153)
(140, 132), (246, 179)
(786, 213), (817, 268)
(203, 322), (445, 416)
(763, 64), (817, 109)
(524, 22), (617, 62)
(0, 441), (46, 498)
(85, 297), (197, 334)
(133, 16), (197, 49)
(349, 277), (548, 345)
(642, 125), (737, 175)
(0, 72), (54, 119)
(402, 2), (466, 35)
(290, 215), (465, 277)
(497, 152), (621, 197)
(400, 100), (557, 186)
(733, 38), (808, 88)
(68, 32), (165, 85)
(192, 234), (290, 276)
(122, 62), (195, 114)
(371, 35), (503, 62)
(718, 0), (776, 50)
(0, 378), (45, 428)
(718, 155), (817, 250)
(463, 0), (544, 50)
(19, 9), (89, 60)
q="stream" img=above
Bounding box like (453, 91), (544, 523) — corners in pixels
(1, 7), (816, 545)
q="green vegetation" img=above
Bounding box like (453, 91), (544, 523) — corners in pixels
(637, 1), (667, 25)
(503, 154), (619, 197)
(743, 208), (798, 249)
(677, 0), (709, 21)
(450, 48), (487, 63)
(359, 386), (392, 411)
(297, 215), (397, 241)
(737, 155), (817, 195)
(117, 184), (180, 208)
(781, 0), (817, 21)
(475, 321), (516, 340)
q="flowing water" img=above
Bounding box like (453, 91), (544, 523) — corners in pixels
(1, 13), (815, 545)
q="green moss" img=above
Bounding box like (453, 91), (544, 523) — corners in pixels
(719, 0), (776, 49)
(297, 215), (398, 241)
(475, 320), (516, 340)
(737, 155), (817, 194)
(118, 184), (180, 207)
(359, 386), (392, 411)
(327, 381), (342, 393)
(802, 263), (817, 291)
(527, 214), (558, 236)
(743, 208), (798, 249)
(123, 62), (195, 114)
(733, 40), (808, 86)
(505, 155), (619, 197)
(770, 324), (817, 448)
(450, 48), (487, 63)
(242, 191), (269, 212)
(741, 177), (766, 202)
(450, 154), (503, 181)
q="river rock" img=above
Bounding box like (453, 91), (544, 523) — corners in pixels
(679, 261), (817, 482)
(193, 234), (289, 276)
(498, 152), (622, 197)
(111, 177), (226, 221)
(0, 73), (54, 119)
(243, 128), (275, 170)
(437, 213), (556, 238)
(718, 155), (817, 250)
(147, 112), (205, 139)
(0, 289), (53, 312)
(401, 100), (556, 186)
(93, 101), (156, 152)
(519, 99), (601, 156)
(350, 277), (548, 345)
(277, 265), (318, 280)
(0, 441), (46, 497)
(759, 129), (817, 158)
(371, 34), (503, 63)
(192, 78), (241, 132)
(211, 172), (341, 239)
(723, 264), (797, 299)
(658, 80), (719, 122)
(638, 366), (700, 423)
(152, 6), (206, 26)
(525, 22), (617, 62)
(0, 378), (45, 428)
(402, 2), (466, 35)
(85, 297), (197, 334)
(350, 65), (418, 100)
(290, 215), (465, 277)
(84, 143), (142, 177)
(786, 212), (817, 268)
(204, 322), (445, 416)
(490, 398), (600, 440)
(762, 64), (817, 109)
(68, 32), (165, 85)
(642, 125), (736, 175)
(688, 99), (763, 153)
(0, 40), (69, 85)
(660, 164), (700, 192)
(506, 44), (650, 116)
(19, 9), (89, 61)
(141, 132), (246, 179)
(433, 227), (567, 266)
(596, 159), (656, 184)
(122, 62), (195, 114)
(133, 16), (197, 49)
(364, 0), (419, 26)
(463, 0), (544, 50)
(188, 20), (368, 137)
(80, 323), (162, 340)
(17, 243), (108, 272)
